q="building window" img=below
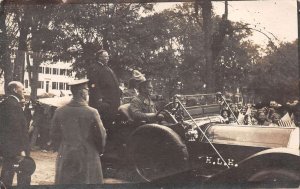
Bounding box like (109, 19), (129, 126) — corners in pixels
(25, 80), (29, 88)
(67, 70), (72, 76)
(66, 84), (70, 90)
(53, 68), (59, 75)
(60, 69), (66, 76)
(39, 67), (44, 73)
(45, 67), (51, 74)
(38, 81), (44, 89)
(52, 82), (58, 90)
(11, 50), (16, 57)
(59, 82), (64, 90)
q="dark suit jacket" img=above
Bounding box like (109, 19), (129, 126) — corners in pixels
(0, 96), (30, 157)
(88, 63), (121, 123)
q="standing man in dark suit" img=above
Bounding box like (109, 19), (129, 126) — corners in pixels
(51, 79), (106, 184)
(87, 50), (121, 129)
(0, 81), (31, 186)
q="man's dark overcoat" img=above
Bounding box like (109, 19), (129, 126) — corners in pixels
(51, 99), (107, 184)
(0, 96), (30, 157)
(87, 63), (121, 126)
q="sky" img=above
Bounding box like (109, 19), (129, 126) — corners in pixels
(154, 0), (298, 48)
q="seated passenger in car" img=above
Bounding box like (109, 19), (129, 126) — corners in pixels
(269, 113), (281, 127)
(256, 109), (270, 126)
(129, 80), (164, 124)
(229, 103), (240, 118)
(220, 109), (230, 124)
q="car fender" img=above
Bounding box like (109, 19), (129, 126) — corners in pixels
(238, 148), (299, 172)
(208, 148), (300, 182)
(239, 147), (299, 164)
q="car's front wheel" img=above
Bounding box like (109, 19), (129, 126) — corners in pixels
(126, 124), (189, 182)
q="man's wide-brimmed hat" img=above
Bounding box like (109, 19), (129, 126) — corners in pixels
(132, 70), (146, 82)
(68, 79), (89, 86)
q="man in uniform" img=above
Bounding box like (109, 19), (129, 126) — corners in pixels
(122, 70), (146, 103)
(87, 50), (121, 129)
(50, 79), (107, 184)
(129, 80), (163, 123)
(0, 81), (31, 186)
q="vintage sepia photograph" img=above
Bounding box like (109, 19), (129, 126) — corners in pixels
(0, 0), (299, 188)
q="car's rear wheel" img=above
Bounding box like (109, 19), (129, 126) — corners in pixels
(127, 124), (189, 182)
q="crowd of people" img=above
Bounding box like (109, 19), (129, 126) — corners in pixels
(220, 100), (299, 127)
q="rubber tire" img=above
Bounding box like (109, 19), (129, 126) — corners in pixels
(127, 124), (189, 182)
(248, 168), (300, 182)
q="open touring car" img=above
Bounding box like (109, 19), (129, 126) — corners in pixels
(37, 93), (300, 183)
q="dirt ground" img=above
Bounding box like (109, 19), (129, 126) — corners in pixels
(1, 150), (140, 186)
(30, 150), (57, 185)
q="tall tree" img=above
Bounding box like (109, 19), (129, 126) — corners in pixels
(214, 21), (260, 92)
(249, 40), (298, 103)
(0, 0), (13, 92)
(12, 5), (30, 82)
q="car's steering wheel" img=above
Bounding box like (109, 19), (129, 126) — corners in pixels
(156, 101), (181, 124)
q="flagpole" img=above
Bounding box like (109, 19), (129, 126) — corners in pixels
(216, 92), (239, 124)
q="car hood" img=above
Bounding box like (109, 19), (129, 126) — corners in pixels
(204, 124), (299, 149)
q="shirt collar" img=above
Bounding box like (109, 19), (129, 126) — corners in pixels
(9, 95), (20, 102)
(68, 98), (88, 107)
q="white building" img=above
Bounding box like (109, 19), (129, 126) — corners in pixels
(24, 60), (75, 97)
(0, 55), (76, 97)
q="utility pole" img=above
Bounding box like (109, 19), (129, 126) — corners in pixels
(225, 0), (228, 19)
(199, 0), (214, 93)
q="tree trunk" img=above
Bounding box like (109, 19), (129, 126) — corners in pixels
(102, 28), (109, 50)
(200, 0), (215, 93)
(26, 53), (32, 86)
(0, 0), (13, 94)
(13, 51), (25, 82)
(13, 7), (30, 82)
(30, 52), (40, 102)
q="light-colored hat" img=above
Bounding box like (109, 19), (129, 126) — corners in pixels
(270, 100), (282, 108)
(132, 70), (146, 82)
(68, 79), (89, 86)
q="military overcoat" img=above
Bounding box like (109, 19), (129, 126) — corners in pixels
(51, 99), (107, 184)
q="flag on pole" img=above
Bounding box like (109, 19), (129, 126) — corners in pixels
(278, 113), (296, 127)
(237, 112), (245, 125)
(290, 113), (295, 122)
(245, 107), (251, 115)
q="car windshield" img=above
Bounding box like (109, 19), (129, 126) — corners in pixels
(176, 93), (219, 107)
